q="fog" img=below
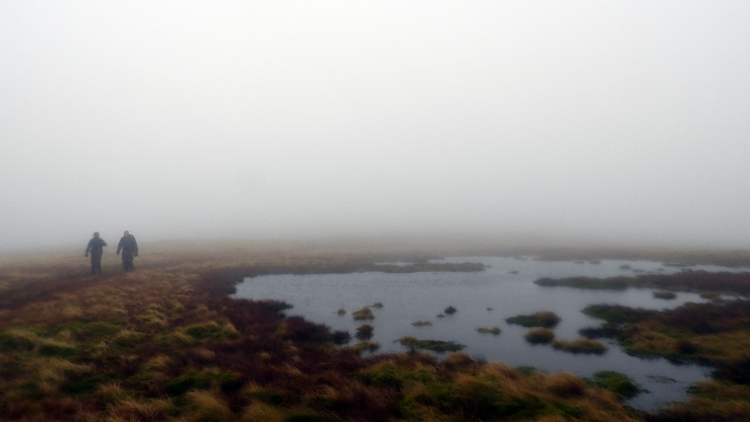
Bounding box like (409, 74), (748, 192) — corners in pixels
(2, 1), (749, 251)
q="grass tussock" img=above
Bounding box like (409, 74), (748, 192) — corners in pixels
(653, 291), (677, 300)
(507, 311), (561, 328)
(331, 330), (351, 345)
(355, 323), (374, 341)
(397, 336), (465, 353)
(185, 389), (234, 422)
(241, 402), (285, 422)
(352, 307), (375, 321)
(525, 328), (556, 344)
(411, 320), (432, 327)
(552, 338), (609, 354)
(476, 326), (501, 335)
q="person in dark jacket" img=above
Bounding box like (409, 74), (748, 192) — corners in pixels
(85, 232), (108, 274)
(116, 230), (139, 272)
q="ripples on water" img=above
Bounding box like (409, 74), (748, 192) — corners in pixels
(232, 257), (744, 410)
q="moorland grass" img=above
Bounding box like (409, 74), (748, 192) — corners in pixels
(1, 240), (746, 421)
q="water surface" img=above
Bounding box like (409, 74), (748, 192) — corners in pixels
(233, 257), (743, 410)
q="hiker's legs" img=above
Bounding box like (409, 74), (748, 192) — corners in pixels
(91, 254), (102, 274)
(122, 254), (134, 272)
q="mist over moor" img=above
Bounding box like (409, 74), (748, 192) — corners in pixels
(2, 1), (749, 252)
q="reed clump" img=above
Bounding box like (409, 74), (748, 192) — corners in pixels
(411, 320), (432, 327)
(476, 326), (501, 335)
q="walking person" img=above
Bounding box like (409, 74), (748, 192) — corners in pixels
(85, 232), (107, 274)
(116, 230), (139, 272)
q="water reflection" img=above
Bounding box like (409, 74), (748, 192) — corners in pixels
(232, 257), (741, 410)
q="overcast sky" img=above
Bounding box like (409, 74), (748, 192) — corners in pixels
(1, 1), (749, 251)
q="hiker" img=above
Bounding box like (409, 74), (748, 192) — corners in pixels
(84, 232), (108, 274)
(116, 230), (139, 272)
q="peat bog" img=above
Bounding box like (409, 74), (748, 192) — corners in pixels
(2, 242), (750, 421)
